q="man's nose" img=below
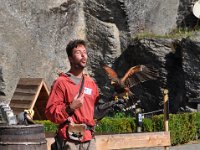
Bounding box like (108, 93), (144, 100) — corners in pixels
(81, 53), (87, 57)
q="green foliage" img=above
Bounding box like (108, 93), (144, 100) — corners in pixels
(135, 27), (199, 39)
(37, 112), (200, 146)
(194, 112), (200, 138)
(96, 112), (200, 145)
(152, 114), (164, 131)
(95, 117), (136, 134)
(35, 120), (58, 132)
(113, 112), (127, 118)
(142, 117), (153, 132)
(169, 113), (197, 145)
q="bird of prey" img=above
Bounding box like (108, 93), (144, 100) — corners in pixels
(100, 62), (159, 100)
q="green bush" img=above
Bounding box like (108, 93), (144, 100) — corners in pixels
(37, 112), (200, 146)
(95, 117), (135, 134)
(96, 112), (200, 145)
(152, 114), (164, 131)
(142, 117), (153, 132)
(194, 112), (200, 138)
(168, 113), (196, 145)
(35, 120), (58, 132)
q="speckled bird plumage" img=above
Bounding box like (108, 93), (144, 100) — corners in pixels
(100, 62), (159, 95)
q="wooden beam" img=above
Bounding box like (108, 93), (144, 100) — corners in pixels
(11, 94), (34, 101)
(95, 132), (171, 150)
(18, 78), (43, 86)
(9, 99), (31, 104)
(9, 103), (31, 109)
(14, 88), (38, 95)
(41, 80), (50, 95)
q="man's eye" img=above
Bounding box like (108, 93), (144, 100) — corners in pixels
(75, 51), (81, 55)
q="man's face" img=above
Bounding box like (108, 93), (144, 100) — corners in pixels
(69, 44), (88, 69)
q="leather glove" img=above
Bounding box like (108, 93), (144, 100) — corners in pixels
(113, 98), (126, 111)
(94, 100), (115, 120)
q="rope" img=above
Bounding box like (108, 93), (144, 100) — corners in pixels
(142, 109), (163, 116)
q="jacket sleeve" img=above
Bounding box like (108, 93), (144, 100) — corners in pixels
(45, 79), (69, 124)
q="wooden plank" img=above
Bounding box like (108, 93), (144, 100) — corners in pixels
(10, 99), (31, 104)
(11, 94), (34, 101)
(14, 88), (38, 95)
(9, 103), (31, 109)
(16, 84), (39, 90)
(17, 78), (43, 86)
(95, 132), (171, 150)
(13, 91), (36, 96)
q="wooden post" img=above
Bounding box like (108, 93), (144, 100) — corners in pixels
(163, 89), (169, 150)
(136, 107), (142, 133)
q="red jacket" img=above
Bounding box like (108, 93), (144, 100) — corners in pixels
(45, 73), (99, 141)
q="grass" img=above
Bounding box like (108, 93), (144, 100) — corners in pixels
(135, 27), (200, 39)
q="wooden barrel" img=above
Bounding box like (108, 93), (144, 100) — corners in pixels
(0, 124), (47, 150)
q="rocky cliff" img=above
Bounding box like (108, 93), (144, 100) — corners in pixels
(0, 0), (200, 113)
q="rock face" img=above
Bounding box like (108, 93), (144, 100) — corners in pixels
(0, 0), (85, 102)
(124, 0), (179, 35)
(177, 0), (199, 28)
(0, 0), (200, 113)
(117, 38), (200, 113)
(181, 38), (200, 109)
(0, 67), (6, 101)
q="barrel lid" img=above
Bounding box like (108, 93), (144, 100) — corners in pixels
(0, 124), (44, 129)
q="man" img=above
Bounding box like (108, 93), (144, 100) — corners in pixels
(45, 39), (118, 150)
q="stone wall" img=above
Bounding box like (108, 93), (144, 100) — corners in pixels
(0, 0), (200, 113)
(0, 0), (85, 102)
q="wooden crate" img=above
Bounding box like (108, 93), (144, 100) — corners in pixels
(10, 78), (49, 120)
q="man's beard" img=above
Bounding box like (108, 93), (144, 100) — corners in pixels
(74, 61), (87, 69)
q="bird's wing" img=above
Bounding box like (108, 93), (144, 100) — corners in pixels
(121, 65), (159, 88)
(100, 62), (118, 79)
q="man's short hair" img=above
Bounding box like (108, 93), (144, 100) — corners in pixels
(66, 39), (86, 57)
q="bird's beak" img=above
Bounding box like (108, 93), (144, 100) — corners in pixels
(111, 81), (115, 85)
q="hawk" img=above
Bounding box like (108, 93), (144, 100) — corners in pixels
(100, 62), (159, 100)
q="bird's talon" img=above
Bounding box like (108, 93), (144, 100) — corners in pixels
(122, 92), (129, 100)
(114, 96), (119, 101)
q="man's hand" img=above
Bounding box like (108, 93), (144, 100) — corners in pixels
(70, 93), (84, 110)
(113, 98), (126, 111)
